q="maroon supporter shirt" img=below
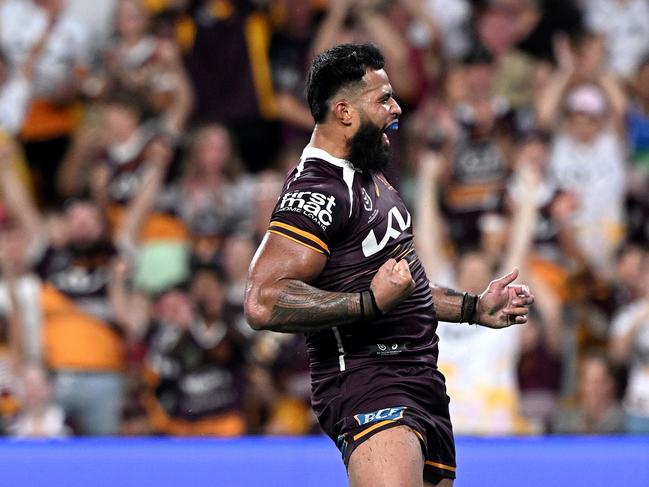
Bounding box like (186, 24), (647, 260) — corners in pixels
(269, 147), (439, 375)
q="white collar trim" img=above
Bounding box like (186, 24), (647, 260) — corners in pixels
(300, 146), (354, 169)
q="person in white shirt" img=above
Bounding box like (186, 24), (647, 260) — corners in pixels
(0, 9), (56, 135)
(610, 266), (649, 433)
(548, 84), (627, 274)
(536, 35), (629, 276)
(10, 364), (68, 438)
(585, 0), (649, 79)
(0, 0), (90, 102)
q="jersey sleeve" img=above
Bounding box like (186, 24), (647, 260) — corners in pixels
(269, 168), (350, 257)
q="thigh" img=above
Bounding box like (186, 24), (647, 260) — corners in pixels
(348, 425), (424, 487)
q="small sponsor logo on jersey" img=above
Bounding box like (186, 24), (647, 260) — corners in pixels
(50, 266), (109, 295)
(362, 206), (411, 257)
(361, 187), (373, 211)
(354, 406), (407, 426)
(376, 343), (403, 356)
(278, 191), (336, 229)
(367, 209), (379, 224)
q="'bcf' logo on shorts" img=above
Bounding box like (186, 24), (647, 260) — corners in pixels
(354, 406), (407, 426)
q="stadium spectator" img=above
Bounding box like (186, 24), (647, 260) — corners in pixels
(0, 217), (44, 366)
(9, 364), (68, 437)
(0, 22), (54, 136)
(609, 267), (649, 434)
(583, 0), (649, 80)
(516, 307), (562, 431)
(173, 123), (255, 271)
(437, 44), (519, 251)
(0, 0), (91, 208)
(473, 1), (536, 110)
(0, 135), (172, 435)
(140, 268), (248, 436)
(65, 0), (117, 53)
(268, 0), (316, 139)
(246, 332), (311, 434)
(537, 33), (628, 277)
(0, 217), (66, 438)
(415, 145), (540, 434)
(101, 0), (192, 116)
(419, 0), (471, 61)
(505, 133), (564, 429)
(512, 0), (583, 64)
(552, 352), (625, 434)
(57, 85), (193, 292)
(183, 0), (281, 171)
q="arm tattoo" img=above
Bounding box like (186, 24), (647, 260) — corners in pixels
(268, 280), (362, 332)
(440, 287), (465, 298)
(430, 285), (464, 322)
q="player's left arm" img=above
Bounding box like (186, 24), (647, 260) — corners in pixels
(431, 267), (534, 328)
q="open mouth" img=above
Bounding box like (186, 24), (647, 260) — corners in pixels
(382, 120), (399, 146)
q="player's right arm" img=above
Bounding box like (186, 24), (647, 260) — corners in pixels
(244, 232), (414, 333)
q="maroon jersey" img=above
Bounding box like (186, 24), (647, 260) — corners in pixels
(269, 147), (439, 375)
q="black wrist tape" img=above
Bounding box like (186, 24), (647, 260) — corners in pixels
(461, 293), (478, 324)
(360, 289), (383, 321)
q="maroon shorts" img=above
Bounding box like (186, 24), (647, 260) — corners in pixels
(312, 362), (456, 484)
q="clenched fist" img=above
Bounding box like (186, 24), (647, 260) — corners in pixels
(370, 258), (416, 314)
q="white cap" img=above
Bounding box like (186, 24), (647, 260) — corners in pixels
(564, 84), (607, 117)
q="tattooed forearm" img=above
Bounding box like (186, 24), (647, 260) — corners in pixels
(430, 285), (464, 322)
(267, 280), (362, 332)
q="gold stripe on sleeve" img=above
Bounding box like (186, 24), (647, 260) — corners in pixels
(425, 461), (457, 472)
(269, 221), (330, 253)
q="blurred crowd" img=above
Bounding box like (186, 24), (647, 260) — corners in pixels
(0, 0), (648, 438)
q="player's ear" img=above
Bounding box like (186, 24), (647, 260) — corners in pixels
(332, 99), (354, 127)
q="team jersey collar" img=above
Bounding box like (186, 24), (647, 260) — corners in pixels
(301, 146), (357, 170)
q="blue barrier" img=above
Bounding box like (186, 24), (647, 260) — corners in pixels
(0, 436), (647, 487)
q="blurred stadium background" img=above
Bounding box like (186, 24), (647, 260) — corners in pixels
(0, 0), (648, 485)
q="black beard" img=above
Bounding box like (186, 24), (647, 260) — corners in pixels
(345, 121), (391, 174)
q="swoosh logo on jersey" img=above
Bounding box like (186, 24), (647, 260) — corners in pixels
(361, 206), (411, 257)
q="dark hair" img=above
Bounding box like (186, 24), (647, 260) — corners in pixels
(306, 43), (385, 123)
(461, 42), (495, 66)
(104, 87), (152, 120)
